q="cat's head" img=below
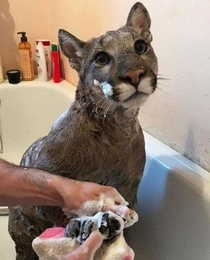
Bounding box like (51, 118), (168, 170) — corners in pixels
(59, 2), (158, 111)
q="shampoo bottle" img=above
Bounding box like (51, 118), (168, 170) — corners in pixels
(51, 44), (61, 83)
(17, 32), (34, 81)
(36, 40), (51, 80)
(36, 42), (48, 82)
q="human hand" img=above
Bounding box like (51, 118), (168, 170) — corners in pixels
(32, 220), (136, 260)
(63, 231), (103, 260)
(58, 179), (131, 218)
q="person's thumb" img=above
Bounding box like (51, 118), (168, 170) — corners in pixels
(63, 231), (103, 260)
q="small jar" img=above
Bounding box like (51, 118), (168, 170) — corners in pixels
(7, 69), (21, 84)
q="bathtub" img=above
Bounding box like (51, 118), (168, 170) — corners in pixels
(0, 79), (210, 260)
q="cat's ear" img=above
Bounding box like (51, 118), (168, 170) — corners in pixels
(126, 2), (152, 42)
(59, 29), (86, 72)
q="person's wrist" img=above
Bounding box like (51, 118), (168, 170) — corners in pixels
(47, 174), (65, 208)
(49, 175), (81, 210)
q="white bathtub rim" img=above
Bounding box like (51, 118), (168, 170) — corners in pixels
(144, 131), (209, 178)
(0, 78), (76, 98)
(144, 131), (210, 202)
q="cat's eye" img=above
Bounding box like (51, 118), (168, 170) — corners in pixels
(134, 40), (147, 54)
(94, 52), (110, 65)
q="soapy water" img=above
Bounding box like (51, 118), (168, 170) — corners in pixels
(65, 193), (128, 216)
(33, 231), (134, 260)
(65, 211), (125, 243)
(63, 211), (136, 259)
(33, 193), (137, 259)
(102, 233), (135, 260)
(63, 193), (138, 229)
(32, 194), (138, 260)
(33, 211), (136, 260)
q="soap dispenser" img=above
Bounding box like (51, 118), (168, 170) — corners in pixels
(17, 32), (34, 81)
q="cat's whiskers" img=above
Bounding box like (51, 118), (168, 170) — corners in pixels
(81, 83), (102, 110)
(106, 100), (114, 115)
(101, 97), (110, 111)
(100, 99), (110, 122)
(103, 99), (114, 125)
(156, 73), (170, 83)
(88, 96), (107, 120)
(156, 85), (173, 98)
(82, 89), (104, 114)
(156, 75), (171, 90)
(157, 77), (170, 81)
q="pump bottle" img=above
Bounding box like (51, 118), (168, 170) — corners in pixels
(17, 32), (34, 81)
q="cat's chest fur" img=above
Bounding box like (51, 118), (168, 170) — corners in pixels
(34, 100), (145, 203)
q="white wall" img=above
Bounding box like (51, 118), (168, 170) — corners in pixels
(0, 0), (51, 75)
(2, 0), (210, 172)
(139, 0), (210, 172)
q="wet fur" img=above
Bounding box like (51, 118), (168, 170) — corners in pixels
(8, 2), (158, 259)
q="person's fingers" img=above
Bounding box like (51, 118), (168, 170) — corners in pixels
(101, 204), (130, 218)
(82, 231), (103, 252)
(105, 186), (128, 205)
(63, 231), (103, 260)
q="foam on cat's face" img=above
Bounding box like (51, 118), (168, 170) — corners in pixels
(94, 77), (155, 110)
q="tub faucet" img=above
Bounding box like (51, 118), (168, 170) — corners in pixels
(0, 99), (3, 153)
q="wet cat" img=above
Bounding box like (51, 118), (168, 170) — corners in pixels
(9, 2), (158, 259)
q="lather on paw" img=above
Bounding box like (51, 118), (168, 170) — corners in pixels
(65, 211), (125, 242)
(32, 210), (137, 260)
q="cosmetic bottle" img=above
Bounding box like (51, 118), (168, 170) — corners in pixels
(36, 42), (48, 82)
(0, 55), (3, 83)
(36, 39), (51, 80)
(51, 44), (61, 83)
(17, 32), (34, 81)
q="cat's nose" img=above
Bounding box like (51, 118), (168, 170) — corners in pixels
(122, 69), (145, 87)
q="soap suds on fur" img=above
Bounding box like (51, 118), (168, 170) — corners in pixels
(70, 193), (128, 217)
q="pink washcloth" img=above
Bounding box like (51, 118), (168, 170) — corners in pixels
(32, 227), (134, 260)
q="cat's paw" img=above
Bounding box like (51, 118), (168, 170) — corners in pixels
(65, 211), (124, 243)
